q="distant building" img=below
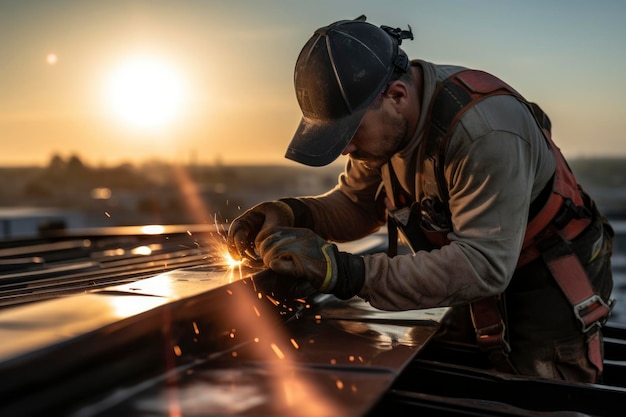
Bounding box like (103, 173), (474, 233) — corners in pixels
(0, 207), (84, 239)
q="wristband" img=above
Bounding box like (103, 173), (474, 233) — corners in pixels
(332, 247), (366, 300)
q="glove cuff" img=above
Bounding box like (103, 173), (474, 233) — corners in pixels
(332, 247), (365, 300)
(279, 198), (315, 229)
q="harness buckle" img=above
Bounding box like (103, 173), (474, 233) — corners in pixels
(553, 198), (592, 230)
(573, 295), (613, 333)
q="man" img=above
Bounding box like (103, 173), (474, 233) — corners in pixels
(226, 16), (614, 383)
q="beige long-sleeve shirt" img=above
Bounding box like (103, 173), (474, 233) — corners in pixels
(297, 60), (556, 312)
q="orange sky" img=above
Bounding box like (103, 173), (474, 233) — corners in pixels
(1, 0), (625, 167)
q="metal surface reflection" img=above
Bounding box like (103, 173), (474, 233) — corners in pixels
(60, 273), (445, 417)
(3, 226), (625, 417)
(0, 224), (444, 417)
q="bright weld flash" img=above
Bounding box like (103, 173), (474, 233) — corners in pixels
(223, 251), (243, 268)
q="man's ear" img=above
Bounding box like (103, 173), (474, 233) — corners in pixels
(384, 81), (409, 105)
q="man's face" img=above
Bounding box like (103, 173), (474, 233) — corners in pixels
(342, 97), (408, 170)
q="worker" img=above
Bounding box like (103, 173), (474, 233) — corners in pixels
(226, 16), (614, 383)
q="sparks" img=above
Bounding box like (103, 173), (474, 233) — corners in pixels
(270, 343), (285, 360)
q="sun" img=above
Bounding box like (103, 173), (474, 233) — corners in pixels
(105, 56), (186, 130)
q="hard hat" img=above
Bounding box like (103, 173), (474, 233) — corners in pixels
(285, 15), (414, 167)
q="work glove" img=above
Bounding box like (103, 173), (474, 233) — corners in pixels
(227, 201), (295, 262)
(256, 227), (365, 300)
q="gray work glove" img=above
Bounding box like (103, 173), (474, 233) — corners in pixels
(227, 201), (295, 262)
(256, 227), (365, 300)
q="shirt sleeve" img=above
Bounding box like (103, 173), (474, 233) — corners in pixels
(297, 158), (388, 242)
(360, 96), (552, 311)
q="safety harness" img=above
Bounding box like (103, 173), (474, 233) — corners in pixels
(386, 69), (613, 373)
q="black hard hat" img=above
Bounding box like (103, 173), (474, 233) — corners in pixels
(285, 16), (414, 167)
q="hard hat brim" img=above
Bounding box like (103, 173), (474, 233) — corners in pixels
(284, 109), (367, 167)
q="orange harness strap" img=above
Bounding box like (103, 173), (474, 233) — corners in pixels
(419, 69), (611, 373)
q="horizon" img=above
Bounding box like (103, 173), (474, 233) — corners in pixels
(0, 152), (625, 171)
(1, 0), (625, 166)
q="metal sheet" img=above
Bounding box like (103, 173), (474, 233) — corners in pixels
(0, 263), (263, 365)
(68, 282), (446, 417)
(0, 262), (446, 417)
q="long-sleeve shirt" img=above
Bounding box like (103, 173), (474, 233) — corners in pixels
(297, 59), (556, 312)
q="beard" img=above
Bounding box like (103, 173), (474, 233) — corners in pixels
(350, 114), (409, 170)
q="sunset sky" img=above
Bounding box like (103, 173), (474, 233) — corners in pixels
(1, 0), (625, 167)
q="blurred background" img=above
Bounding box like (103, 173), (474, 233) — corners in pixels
(1, 0), (625, 230)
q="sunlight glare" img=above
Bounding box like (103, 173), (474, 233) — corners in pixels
(141, 225), (165, 234)
(131, 245), (153, 256)
(105, 56), (186, 130)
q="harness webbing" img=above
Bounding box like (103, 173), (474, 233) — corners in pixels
(390, 69), (611, 373)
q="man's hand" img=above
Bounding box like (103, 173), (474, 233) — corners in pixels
(227, 201), (295, 262)
(256, 227), (365, 299)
